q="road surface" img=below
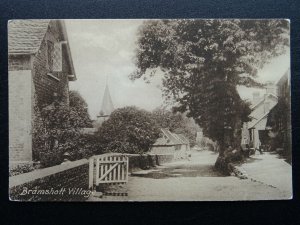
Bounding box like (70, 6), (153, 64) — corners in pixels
(90, 150), (290, 201)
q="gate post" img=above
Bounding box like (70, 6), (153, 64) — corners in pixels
(89, 157), (94, 190)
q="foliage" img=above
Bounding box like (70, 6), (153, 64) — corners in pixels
(9, 164), (34, 177)
(131, 19), (289, 153)
(151, 107), (200, 146)
(32, 99), (88, 167)
(197, 136), (218, 152)
(74, 133), (103, 158)
(96, 106), (160, 154)
(69, 91), (93, 128)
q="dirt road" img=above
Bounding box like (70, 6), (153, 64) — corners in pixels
(92, 151), (289, 201)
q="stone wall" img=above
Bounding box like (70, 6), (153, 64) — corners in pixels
(9, 153), (174, 201)
(9, 159), (90, 201)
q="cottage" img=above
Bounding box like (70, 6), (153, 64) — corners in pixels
(8, 20), (76, 167)
(241, 82), (278, 151)
(151, 128), (190, 160)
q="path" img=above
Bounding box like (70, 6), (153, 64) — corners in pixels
(90, 151), (290, 201)
(236, 152), (292, 198)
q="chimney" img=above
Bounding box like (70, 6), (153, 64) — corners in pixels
(265, 81), (277, 96)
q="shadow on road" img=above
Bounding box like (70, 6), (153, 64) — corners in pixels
(131, 163), (227, 179)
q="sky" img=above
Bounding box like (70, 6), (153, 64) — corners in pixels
(65, 19), (290, 120)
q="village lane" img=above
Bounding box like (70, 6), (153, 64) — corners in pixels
(95, 150), (289, 201)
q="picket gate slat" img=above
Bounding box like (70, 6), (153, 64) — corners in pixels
(126, 157), (129, 182)
(117, 156), (121, 181)
(96, 158), (100, 185)
(104, 156), (108, 181)
(113, 156), (116, 181)
(108, 156), (112, 181)
(99, 157), (103, 180)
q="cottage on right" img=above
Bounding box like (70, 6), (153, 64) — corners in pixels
(266, 69), (292, 158)
(241, 69), (291, 157)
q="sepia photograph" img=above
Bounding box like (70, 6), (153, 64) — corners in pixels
(8, 19), (292, 201)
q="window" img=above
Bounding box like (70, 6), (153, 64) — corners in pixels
(47, 40), (54, 72)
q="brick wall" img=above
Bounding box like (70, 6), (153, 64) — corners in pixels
(9, 159), (90, 201)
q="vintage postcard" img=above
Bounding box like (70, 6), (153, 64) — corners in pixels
(8, 19), (292, 201)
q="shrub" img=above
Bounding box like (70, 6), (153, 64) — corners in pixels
(9, 164), (34, 177)
(69, 91), (93, 128)
(32, 100), (86, 167)
(72, 133), (104, 159)
(96, 106), (160, 154)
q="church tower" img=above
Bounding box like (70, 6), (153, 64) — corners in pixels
(96, 83), (114, 127)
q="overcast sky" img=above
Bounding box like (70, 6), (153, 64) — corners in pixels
(65, 19), (290, 119)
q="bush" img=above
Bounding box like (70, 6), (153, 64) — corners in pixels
(33, 100), (87, 167)
(72, 134), (103, 159)
(215, 149), (244, 175)
(9, 164), (34, 177)
(198, 136), (218, 152)
(96, 106), (160, 154)
(69, 91), (93, 127)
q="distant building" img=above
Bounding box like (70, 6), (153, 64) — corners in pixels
(196, 130), (204, 143)
(151, 128), (190, 160)
(8, 20), (76, 166)
(94, 84), (115, 128)
(241, 81), (278, 150)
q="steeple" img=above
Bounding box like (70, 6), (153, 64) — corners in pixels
(98, 84), (114, 117)
(95, 76), (114, 128)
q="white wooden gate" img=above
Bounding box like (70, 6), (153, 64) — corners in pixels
(89, 153), (129, 189)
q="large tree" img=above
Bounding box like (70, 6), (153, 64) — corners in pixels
(131, 19), (289, 155)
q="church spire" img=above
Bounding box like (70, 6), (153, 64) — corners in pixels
(98, 77), (114, 117)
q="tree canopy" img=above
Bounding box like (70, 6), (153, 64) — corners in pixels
(131, 19), (289, 152)
(69, 90), (93, 127)
(96, 106), (160, 154)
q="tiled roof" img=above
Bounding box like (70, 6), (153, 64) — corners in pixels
(161, 128), (182, 145)
(177, 134), (189, 144)
(153, 129), (190, 146)
(250, 93), (278, 110)
(8, 20), (50, 54)
(153, 137), (169, 146)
